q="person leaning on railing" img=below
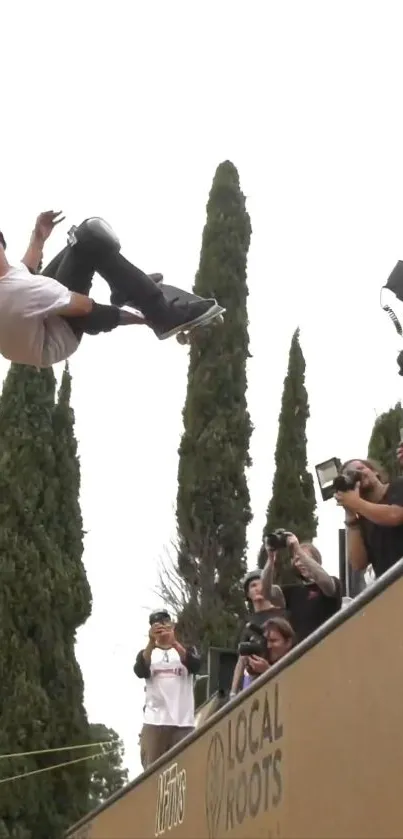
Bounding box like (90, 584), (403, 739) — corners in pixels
(242, 616), (296, 680)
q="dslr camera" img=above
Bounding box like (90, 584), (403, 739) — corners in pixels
(238, 622), (268, 658)
(266, 528), (293, 550)
(332, 469), (361, 493)
(315, 458), (362, 501)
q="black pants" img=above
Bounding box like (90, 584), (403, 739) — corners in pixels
(42, 242), (163, 337)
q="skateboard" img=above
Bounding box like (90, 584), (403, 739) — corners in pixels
(116, 279), (225, 344)
(159, 284), (225, 345)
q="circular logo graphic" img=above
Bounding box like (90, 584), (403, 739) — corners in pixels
(205, 731), (225, 839)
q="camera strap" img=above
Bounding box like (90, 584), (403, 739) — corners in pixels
(380, 286), (403, 374)
(381, 293), (403, 337)
(382, 261), (403, 337)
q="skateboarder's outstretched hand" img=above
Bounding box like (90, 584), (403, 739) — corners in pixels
(34, 210), (65, 243)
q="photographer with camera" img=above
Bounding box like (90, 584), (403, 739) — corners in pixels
(234, 616), (296, 686)
(134, 609), (200, 769)
(265, 616), (296, 664)
(236, 620), (272, 687)
(229, 565), (285, 698)
(262, 529), (341, 642)
(335, 459), (403, 579)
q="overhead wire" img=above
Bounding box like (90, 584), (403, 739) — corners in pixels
(0, 739), (119, 785)
(0, 749), (107, 785)
(0, 740), (114, 761)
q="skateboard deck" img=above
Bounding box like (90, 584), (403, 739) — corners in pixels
(159, 284), (225, 344)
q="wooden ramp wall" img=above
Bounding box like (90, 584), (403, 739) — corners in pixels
(66, 560), (403, 839)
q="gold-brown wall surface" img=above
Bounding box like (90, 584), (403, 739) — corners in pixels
(67, 567), (403, 839)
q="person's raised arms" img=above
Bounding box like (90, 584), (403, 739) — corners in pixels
(22, 210), (65, 272)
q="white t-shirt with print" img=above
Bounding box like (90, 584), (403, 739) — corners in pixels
(0, 263), (80, 368)
(143, 647), (196, 728)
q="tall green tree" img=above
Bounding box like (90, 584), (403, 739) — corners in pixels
(259, 329), (317, 582)
(46, 365), (92, 829)
(367, 402), (403, 479)
(53, 365), (92, 627)
(0, 365), (91, 838)
(0, 364), (62, 839)
(88, 724), (129, 810)
(170, 160), (252, 655)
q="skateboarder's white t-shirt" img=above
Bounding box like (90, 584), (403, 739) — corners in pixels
(0, 263), (80, 368)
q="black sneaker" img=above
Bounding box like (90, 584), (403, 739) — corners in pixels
(110, 273), (164, 306)
(152, 297), (220, 340)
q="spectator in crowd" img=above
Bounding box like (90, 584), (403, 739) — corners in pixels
(335, 458), (403, 579)
(134, 609), (200, 769)
(266, 616), (296, 663)
(262, 533), (341, 642)
(230, 565), (285, 697)
(240, 616), (296, 680)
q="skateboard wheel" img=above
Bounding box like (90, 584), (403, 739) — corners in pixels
(176, 332), (188, 345)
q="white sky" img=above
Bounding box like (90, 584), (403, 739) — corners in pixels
(3, 0), (403, 780)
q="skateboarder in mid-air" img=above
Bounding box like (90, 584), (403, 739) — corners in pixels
(0, 211), (220, 368)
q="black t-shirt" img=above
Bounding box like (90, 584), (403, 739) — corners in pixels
(359, 478), (403, 578)
(283, 578), (341, 642)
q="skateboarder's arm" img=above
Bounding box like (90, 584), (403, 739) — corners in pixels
(53, 292), (94, 317)
(54, 294), (148, 325)
(23, 211), (64, 271)
(22, 232), (45, 273)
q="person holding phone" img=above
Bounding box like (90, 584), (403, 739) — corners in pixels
(134, 610), (200, 769)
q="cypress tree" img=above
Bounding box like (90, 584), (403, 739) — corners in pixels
(0, 364), (61, 838)
(173, 161), (252, 655)
(367, 402), (403, 479)
(259, 329), (317, 582)
(52, 364), (92, 627)
(47, 364), (92, 828)
(0, 364), (91, 837)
